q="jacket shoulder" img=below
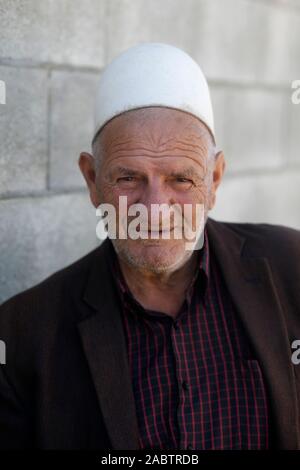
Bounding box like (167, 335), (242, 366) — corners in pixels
(215, 219), (300, 257)
(0, 242), (106, 336)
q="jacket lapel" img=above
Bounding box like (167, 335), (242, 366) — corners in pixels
(77, 240), (139, 450)
(206, 217), (299, 449)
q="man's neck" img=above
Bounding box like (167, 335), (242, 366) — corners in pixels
(118, 252), (199, 318)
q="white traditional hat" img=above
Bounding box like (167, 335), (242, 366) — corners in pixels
(93, 42), (215, 141)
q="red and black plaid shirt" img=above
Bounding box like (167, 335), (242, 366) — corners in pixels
(108, 228), (270, 450)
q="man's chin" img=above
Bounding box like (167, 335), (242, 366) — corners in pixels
(114, 240), (190, 273)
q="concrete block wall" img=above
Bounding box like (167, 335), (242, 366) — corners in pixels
(0, 0), (299, 303)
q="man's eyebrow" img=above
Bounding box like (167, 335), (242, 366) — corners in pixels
(109, 166), (142, 177)
(168, 167), (202, 179)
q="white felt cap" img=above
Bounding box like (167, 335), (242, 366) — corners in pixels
(93, 42), (215, 141)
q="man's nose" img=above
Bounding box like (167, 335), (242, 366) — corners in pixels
(137, 181), (177, 231)
(139, 180), (172, 209)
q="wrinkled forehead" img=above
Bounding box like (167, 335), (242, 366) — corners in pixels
(97, 107), (213, 151)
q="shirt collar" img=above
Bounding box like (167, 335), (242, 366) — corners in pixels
(107, 226), (210, 315)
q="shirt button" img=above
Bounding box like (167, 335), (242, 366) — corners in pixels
(187, 444), (193, 450)
(182, 380), (189, 390)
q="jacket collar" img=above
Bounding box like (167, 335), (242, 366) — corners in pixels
(77, 239), (140, 449)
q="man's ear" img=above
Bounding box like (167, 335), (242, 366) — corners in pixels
(208, 150), (226, 210)
(78, 152), (100, 208)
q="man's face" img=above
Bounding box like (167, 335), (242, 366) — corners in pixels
(80, 107), (225, 273)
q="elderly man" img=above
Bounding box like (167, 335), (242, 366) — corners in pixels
(0, 43), (300, 450)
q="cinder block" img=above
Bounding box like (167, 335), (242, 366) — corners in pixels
(287, 97), (300, 164)
(0, 192), (99, 304)
(106, 0), (194, 62)
(0, 66), (47, 194)
(106, 0), (300, 84)
(0, 0), (106, 67)
(210, 170), (300, 229)
(210, 85), (286, 173)
(49, 70), (99, 189)
(267, 0), (300, 9)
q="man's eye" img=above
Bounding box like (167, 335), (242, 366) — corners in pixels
(171, 177), (194, 190)
(117, 176), (136, 182)
(176, 177), (189, 182)
(175, 177), (193, 184)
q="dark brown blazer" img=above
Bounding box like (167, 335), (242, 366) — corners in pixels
(0, 217), (300, 449)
